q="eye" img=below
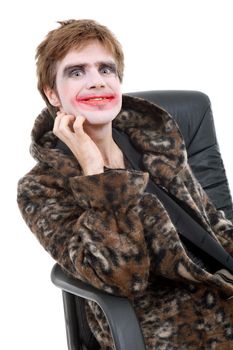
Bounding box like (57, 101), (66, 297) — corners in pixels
(101, 66), (111, 74)
(100, 65), (116, 75)
(68, 68), (84, 77)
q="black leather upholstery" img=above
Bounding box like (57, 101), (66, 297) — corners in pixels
(129, 91), (233, 220)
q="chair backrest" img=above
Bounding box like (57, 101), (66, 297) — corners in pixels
(128, 90), (233, 221)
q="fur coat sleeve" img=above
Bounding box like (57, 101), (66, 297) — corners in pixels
(17, 165), (150, 298)
(167, 164), (233, 255)
(186, 167), (233, 254)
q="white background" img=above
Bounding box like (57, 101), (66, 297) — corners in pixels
(1, 0), (233, 349)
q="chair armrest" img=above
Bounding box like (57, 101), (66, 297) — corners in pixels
(51, 264), (146, 350)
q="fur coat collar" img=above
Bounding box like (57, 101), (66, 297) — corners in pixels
(31, 94), (186, 184)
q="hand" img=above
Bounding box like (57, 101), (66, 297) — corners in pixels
(53, 111), (104, 175)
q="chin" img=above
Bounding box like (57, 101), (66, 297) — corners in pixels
(84, 114), (116, 125)
(82, 107), (121, 125)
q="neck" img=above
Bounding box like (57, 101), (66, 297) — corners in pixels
(84, 122), (124, 168)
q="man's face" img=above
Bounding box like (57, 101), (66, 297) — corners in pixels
(47, 41), (122, 125)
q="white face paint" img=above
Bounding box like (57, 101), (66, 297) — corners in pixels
(51, 41), (122, 126)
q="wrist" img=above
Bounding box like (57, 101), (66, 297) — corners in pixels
(83, 167), (104, 176)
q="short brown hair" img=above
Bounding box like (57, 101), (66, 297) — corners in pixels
(36, 19), (124, 108)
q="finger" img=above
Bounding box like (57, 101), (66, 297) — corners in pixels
(58, 114), (76, 137)
(54, 114), (75, 139)
(53, 111), (66, 135)
(73, 115), (86, 136)
(57, 112), (75, 132)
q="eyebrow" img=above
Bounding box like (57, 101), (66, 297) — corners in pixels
(62, 60), (117, 77)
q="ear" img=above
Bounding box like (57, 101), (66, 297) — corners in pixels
(43, 86), (60, 107)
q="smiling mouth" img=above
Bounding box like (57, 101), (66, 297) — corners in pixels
(76, 95), (115, 105)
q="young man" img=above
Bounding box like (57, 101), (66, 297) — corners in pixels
(18, 19), (233, 349)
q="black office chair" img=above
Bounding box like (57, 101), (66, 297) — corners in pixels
(51, 90), (233, 350)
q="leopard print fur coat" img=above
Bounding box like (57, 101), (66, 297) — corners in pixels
(17, 95), (233, 349)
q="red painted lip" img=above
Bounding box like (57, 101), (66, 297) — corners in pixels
(75, 94), (116, 106)
(76, 94), (115, 102)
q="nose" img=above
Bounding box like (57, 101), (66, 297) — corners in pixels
(86, 69), (106, 89)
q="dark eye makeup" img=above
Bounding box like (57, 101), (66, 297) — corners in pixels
(66, 66), (85, 77)
(63, 61), (117, 79)
(99, 63), (117, 74)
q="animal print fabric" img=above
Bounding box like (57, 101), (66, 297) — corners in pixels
(17, 95), (233, 349)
